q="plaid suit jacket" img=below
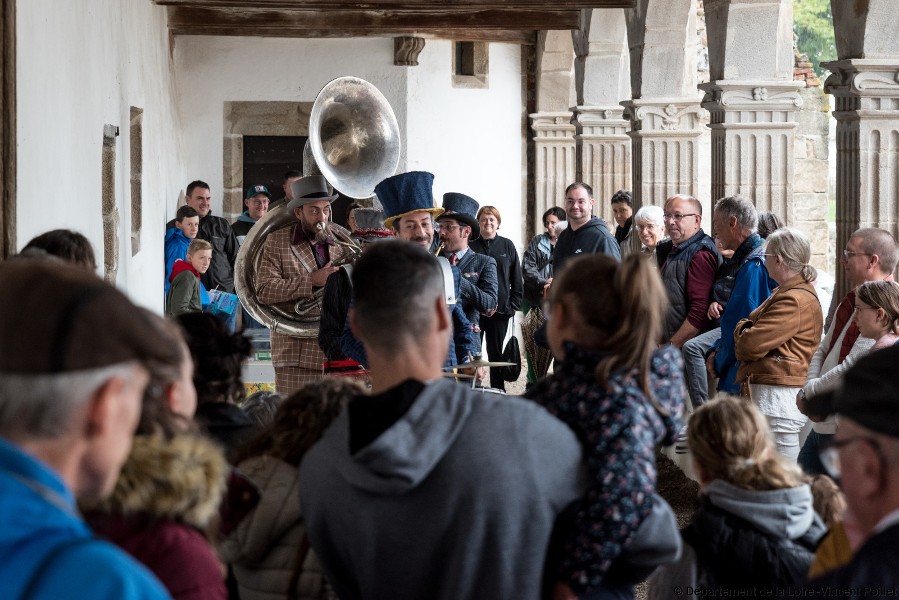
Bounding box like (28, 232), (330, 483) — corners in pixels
(256, 223), (353, 368)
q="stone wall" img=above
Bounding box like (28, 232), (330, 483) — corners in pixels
(793, 53), (830, 272)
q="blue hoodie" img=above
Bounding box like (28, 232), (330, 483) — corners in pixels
(164, 227), (209, 305)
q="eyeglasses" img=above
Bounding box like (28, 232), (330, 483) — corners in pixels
(842, 250), (872, 260)
(438, 224), (463, 232)
(636, 224), (660, 232)
(819, 436), (883, 480)
(662, 213), (698, 222)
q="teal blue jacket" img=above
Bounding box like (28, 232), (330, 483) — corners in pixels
(0, 437), (171, 599)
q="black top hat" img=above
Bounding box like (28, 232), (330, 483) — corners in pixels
(288, 175), (339, 211)
(436, 192), (480, 240)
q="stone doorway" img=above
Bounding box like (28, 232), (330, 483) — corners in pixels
(223, 101), (313, 220)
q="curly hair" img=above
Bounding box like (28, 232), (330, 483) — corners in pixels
(233, 378), (362, 466)
(175, 313), (252, 406)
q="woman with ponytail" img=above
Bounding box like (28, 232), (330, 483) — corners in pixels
(648, 397), (826, 597)
(733, 227), (822, 460)
(525, 254), (685, 599)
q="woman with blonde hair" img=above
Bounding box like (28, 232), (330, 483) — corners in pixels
(649, 397), (826, 597)
(526, 253), (684, 598)
(734, 227), (823, 459)
(853, 280), (899, 349)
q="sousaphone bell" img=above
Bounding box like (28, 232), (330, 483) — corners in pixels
(234, 77), (401, 338)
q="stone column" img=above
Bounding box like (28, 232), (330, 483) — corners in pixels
(572, 8), (631, 221)
(573, 106), (630, 218)
(530, 112), (576, 224)
(621, 99), (707, 207)
(699, 80), (804, 217)
(825, 59), (899, 300)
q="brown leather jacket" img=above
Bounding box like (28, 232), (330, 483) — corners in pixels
(734, 275), (823, 388)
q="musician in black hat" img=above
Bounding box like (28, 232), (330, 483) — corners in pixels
(436, 192), (499, 336)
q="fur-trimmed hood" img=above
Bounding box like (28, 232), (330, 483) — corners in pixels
(89, 433), (229, 530)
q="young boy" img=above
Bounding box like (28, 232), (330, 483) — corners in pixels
(166, 239), (212, 317)
(165, 205), (202, 296)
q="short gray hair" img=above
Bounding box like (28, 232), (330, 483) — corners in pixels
(714, 195), (757, 232)
(633, 205), (664, 229)
(0, 362), (140, 439)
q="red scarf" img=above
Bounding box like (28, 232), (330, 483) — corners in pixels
(827, 290), (859, 363)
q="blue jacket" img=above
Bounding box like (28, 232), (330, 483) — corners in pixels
(0, 437), (171, 599)
(164, 227), (209, 306)
(712, 237), (776, 394)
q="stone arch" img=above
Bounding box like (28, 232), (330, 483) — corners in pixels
(832, 0), (899, 60)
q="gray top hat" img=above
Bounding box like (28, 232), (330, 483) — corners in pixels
(288, 175), (339, 211)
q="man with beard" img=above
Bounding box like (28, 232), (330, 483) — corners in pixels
(553, 182), (620, 276)
(338, 171), (481, 368)
(435, 192), (499, 335)
(256, 175), (354, 394)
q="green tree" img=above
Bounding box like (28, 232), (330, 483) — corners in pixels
(793, 0), (836, 78)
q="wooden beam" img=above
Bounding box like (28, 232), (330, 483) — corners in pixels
(156, 0), (634, 9)
(170, 25), (538, 44)
(166, 7), (580, 33)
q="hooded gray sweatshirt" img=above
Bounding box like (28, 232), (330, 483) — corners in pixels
(299, 378), (587, 600)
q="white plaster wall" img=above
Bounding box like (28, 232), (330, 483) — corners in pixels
(174, 35), (525, 251)
(407, 40), (525, 252)
(16, 0), (187, 312)
(173, 36), (405, 214)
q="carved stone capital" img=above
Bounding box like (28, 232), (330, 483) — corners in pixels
(529, 111), (576, 139)
(700, 80), (804, 125)
(824, 59), (899, 95)
(394, 36), (425, 67)
(621, 99), (708, 134)
(572, 105), (629, 138)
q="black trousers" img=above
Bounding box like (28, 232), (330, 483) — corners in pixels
(479, 312), (512, 391)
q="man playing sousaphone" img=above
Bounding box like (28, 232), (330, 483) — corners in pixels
(256, 175), (355, 394)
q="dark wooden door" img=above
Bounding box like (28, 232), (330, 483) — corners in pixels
(242, 135), (353, 228)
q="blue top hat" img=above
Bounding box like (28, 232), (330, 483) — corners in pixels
(376, 171), (444, 230)
(436, 192), (481, 240)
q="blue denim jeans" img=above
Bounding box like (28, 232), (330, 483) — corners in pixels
(798, 430), (832, 476)
(681, 328), (721, 410)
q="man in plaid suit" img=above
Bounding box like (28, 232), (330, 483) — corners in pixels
(256, 175), (354, 394)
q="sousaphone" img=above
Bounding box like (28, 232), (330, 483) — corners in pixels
(234, 77), (401, 338)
